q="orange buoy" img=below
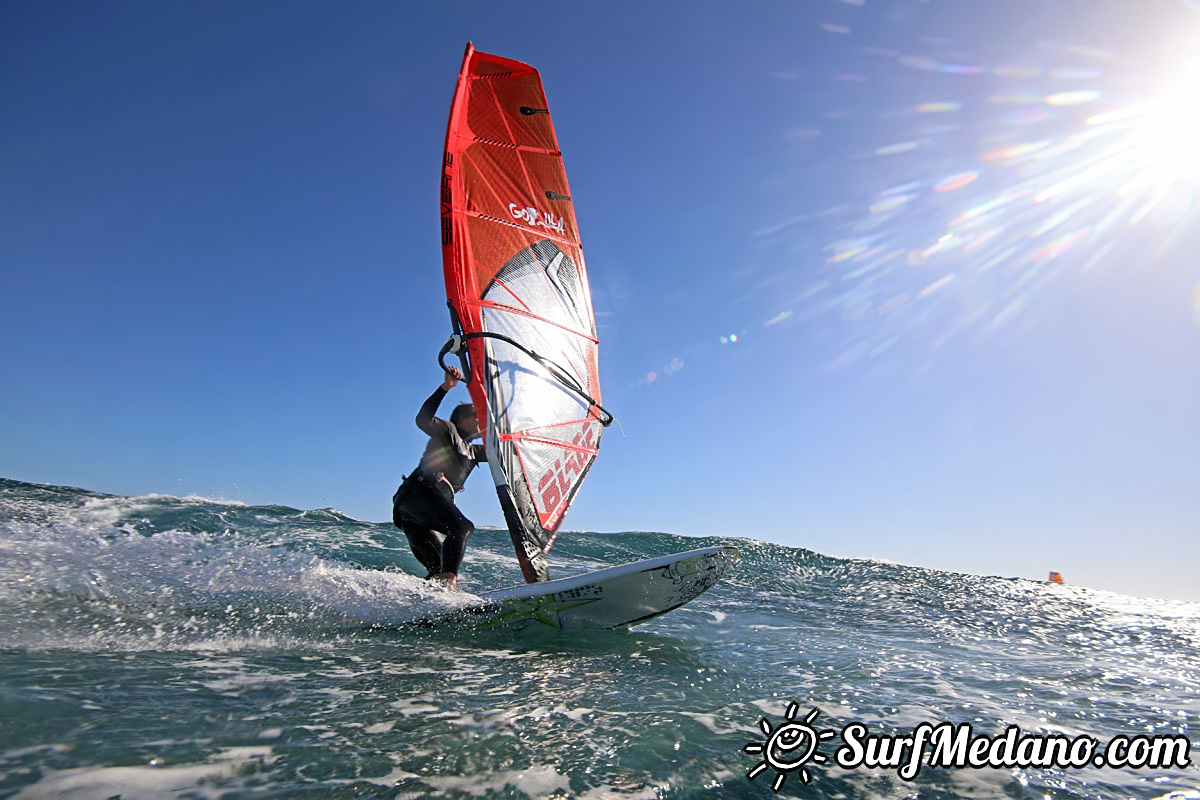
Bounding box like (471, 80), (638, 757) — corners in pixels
(1048, 571), (1064, 585)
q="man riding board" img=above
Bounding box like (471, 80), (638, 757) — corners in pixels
(391, 366), (484, 591)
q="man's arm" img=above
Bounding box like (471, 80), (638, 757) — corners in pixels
(415, 367), (462, 436)
(414, 386), (447, 436)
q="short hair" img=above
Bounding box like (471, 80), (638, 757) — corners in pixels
(450, 403), (477, 427)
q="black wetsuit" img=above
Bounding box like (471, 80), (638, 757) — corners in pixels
(391, 387), (486, 578)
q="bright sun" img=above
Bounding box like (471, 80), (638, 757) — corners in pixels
(1131, 61), (1200, 181)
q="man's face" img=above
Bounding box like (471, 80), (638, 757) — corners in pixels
(457, 412), (480, 440)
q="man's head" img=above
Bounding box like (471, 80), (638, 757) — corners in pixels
(450, 403), (480, 440)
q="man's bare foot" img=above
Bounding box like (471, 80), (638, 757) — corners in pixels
(439, 572), (459, 592)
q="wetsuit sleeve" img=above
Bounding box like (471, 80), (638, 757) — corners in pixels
(472, 443), (487, 463)
(415, 386), (448, 437)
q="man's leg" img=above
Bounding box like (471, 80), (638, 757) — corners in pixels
(402, 484), (474, 591)
(437, 506), (474, 590)
(400, 521), (444, 579)
(395, 481), (474, 588)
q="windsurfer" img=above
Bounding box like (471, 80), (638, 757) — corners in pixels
(391, 366), (485, 591)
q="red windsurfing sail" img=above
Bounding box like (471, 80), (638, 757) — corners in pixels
(440, 43), (610, 583)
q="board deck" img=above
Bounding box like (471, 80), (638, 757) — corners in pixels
(429, 546), (739, 631)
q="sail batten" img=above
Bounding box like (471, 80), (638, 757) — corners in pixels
(441, 42), (605, 584)
(466, 300), (599, 343)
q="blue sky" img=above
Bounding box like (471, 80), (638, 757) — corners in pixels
(4, 1), (1199, 602)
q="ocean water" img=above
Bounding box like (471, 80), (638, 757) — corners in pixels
(1, 477), (1196, 799)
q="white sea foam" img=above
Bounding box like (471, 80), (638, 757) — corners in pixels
(11, 746), (276, 800)
(388, 698), (442, 714)
(410, 765), (569, 798)
(0, 498), (478, 650)
(573, 782), (661, 800)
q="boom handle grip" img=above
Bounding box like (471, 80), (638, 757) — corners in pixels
(438, 335), (473, 386)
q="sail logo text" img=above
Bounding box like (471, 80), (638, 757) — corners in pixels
(510, 203), (565, 235)
(537, 426), (596, 519)
(440, 153), (453, 246)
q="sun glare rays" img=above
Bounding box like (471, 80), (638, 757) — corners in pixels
(747, 28), (1200, 374)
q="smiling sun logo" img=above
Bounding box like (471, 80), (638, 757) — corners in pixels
(744, 702), (836, 791)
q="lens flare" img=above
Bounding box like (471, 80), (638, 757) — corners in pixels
(933, 171), (979, 193)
